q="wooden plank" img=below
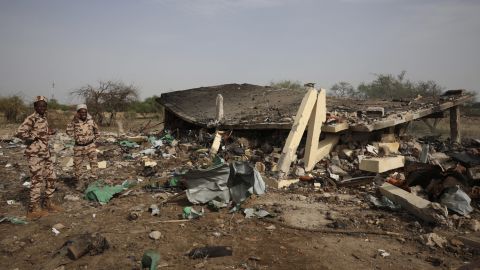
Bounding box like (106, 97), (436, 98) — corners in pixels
(359, 155), (405, 173)
(321, 122), (348, 133)
(313, 135), (340, 168)
(450, 105), (461, 143)
(277, 87), (318, 176)
(304, 89), (326, 172)
(379, 182), (441, 224)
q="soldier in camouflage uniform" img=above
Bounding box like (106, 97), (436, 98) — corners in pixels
(16, 96), (62, 219)
(66, 104), (99, 191)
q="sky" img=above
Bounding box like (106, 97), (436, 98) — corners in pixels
(0, 0), (479, 103)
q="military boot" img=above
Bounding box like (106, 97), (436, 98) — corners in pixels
(44, 198), (63, 213)
(27, 204), (49, 220)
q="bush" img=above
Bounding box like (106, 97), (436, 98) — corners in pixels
(0, 95), (28, 123)
(270, 80), (304, 91)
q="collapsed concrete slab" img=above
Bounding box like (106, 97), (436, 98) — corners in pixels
(158, 83), (472, 133)
(379, 182), (448, 224)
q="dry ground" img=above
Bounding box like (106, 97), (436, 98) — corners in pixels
(0, 115), (478, 270)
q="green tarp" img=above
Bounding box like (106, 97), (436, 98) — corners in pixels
(84, 180), (132, 204)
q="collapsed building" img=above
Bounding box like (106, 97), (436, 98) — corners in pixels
(158, 83), (479, 225)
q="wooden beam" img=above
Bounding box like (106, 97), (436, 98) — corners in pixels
(359, 155), (405, 173)
(304, 89), (326, 171)
(450, 105), (461, 143)
(313, 135), (340, 169)
(379, 182), (445, 224)
(321, 122), (348, 133)
(277, 87), (318, 176)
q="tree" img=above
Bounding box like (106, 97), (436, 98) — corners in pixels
(48, 98), (72, 111)
(0, 95), (27, 123)
(72, 81), (139, 126)
(356, 71), (444, 99)
(330, 81), (356, 97)
(415, 80), (443, 97)
(128, 96), (163, 116)
(270, 80), (304, 91)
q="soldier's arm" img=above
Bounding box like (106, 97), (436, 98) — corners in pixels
(93, 121), (100, 140)
(66, 120), (75, 137)
(15, 117), (35, 143)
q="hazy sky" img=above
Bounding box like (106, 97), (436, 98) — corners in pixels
(0, 0), (479, 103)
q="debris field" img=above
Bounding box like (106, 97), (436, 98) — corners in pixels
(1, 85), (479, 270)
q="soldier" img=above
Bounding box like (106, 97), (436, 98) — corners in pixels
(16, 96), (62, 219)
(66, 104), (99, 191)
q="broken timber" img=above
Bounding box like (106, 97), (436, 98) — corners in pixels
(277, 85), (319, 176)
(277, 85), (336, 176)
(359, 155), (405, 173)
(379, 182), (444, 224)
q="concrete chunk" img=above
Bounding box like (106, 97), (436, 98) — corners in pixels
(379, 182), (446, 224)
(359, 155), (405, 173)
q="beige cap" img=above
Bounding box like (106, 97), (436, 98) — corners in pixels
(34, 96), (48, 103)
(76, 104), (87, 111)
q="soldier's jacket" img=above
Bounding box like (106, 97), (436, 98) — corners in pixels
(66, 115), (99, 145)
(16, 112), (51, 157)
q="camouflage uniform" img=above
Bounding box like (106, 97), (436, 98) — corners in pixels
(16, 111), (56, 211)
(66, 114), (99, 181)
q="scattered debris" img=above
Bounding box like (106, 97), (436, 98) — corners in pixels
(84, 180), (132, 204)
(0, 216), (28, 224)
(421, 233), (447, 248)
(377, 249), (390, 258)
(149, 231), (162, 240)
(149, 204), (160, 216)
(187, 246), (233, 259)
(66, 233), (109, 260)
(182, 207), (204, 220)
(141, 250), (161, 270)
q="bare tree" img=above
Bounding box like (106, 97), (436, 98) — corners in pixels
(72, 81), (138, 126)
(330, 81), (356, 97)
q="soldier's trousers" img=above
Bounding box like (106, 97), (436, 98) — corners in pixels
(28, 155), (56, 209)
(73, 144), (98, 180)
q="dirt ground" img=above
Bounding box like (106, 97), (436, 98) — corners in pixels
(0, 119), (479, 269)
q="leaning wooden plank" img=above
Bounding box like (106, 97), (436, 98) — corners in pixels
(321, 122), (348, 133)
(359, 155), (405, 173)
(379, 182), (441, 224)
(277, 87), (318, 176)
(310, 135), (340, 171)
(304, 89), (326, 172)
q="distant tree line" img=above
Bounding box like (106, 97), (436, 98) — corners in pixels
(0, 80), (163, 124)
(330, 71), (444, 99)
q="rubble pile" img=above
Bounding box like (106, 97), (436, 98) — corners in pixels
(1, 121), (479, 268)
